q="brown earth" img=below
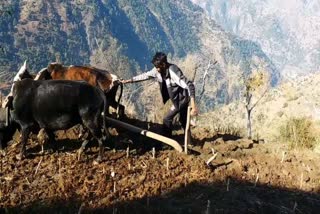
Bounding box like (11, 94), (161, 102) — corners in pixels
(0, 118), (320, 213)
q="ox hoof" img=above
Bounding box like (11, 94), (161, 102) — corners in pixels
(39, 147), (45, 155)
(93, 157), (102, 165)
(77, 149), (84, 161)
(93, 160), (100, 165)
(16, 153), (25, 160)
(0, 149), (6, 156)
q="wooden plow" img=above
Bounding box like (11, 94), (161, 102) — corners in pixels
(106, 116), (183, 153)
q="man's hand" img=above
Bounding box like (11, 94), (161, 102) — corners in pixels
(120, 79), (132, 84)
(190, 105), (198, 116)
(190, 97), (198, 116)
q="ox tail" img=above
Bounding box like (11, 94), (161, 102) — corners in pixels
(116, 81), (123, 117)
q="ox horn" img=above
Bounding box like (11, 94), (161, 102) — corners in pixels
(19, 60), (27, 73)
(13, 60), (28, 82)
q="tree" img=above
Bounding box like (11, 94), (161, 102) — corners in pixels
(243, 69), (269, 139)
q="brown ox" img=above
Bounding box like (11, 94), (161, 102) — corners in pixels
(35, 63), (124, 117)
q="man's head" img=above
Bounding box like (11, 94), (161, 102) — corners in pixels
(152, 52), (168, 72)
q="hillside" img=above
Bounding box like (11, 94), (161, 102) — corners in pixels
(1, 117), (320, 212)
(196, 72), (320, 148)
(191, 0), (320, 76)
(1, 1), (320, 212)
(0, 0), (279, 114)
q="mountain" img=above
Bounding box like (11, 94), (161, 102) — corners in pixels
(191, 0), (320, 76)
(0, 0), (279, 114)
(0, 0), (203, 75)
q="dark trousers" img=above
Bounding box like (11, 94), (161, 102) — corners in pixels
(162, 104), (188, 137)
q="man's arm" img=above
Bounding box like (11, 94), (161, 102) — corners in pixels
(169, 65), (198, 116)
(121, 68), (157, 84)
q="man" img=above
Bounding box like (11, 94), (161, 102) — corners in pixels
(122, 52), (198, 137)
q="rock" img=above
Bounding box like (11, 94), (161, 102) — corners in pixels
(236, 139), (254, 149)
(229, 144), (239, 151)
(304, 176), (311, 183)
(214, 137), (225, 145)
(202, 141), (214, 152)
(203, 138), (225, 153)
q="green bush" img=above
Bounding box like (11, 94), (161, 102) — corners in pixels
(280, 117), (317, 149)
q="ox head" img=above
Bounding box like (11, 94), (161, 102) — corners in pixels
(47, 62), (64, 74)
(34, 62), (64, 80)
(34, 67), (51, 80)
(110, 74), (120, 88)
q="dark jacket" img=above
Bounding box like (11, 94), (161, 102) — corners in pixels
(132, 64), (195, 110)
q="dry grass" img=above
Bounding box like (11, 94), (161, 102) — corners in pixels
(213, 123), (245, 137)
(279, 117), (319, 149)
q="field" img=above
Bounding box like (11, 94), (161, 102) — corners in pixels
(1, 117), (320, 213)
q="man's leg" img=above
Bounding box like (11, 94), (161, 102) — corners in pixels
(179, 105), (189, 131)
(162, 105), (179, 138)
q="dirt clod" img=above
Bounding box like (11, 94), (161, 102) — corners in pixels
(0, 122), (320, 213)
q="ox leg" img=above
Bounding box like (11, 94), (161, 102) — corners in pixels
(37, 128), (49, 155)
(46, 130), (57, 153)
(87, 136), (104, 164)
(82, 116), (105, 163)
(91, 129), (104, 163)
(86, 126), (105, 164)
(0, 133), (5, 156)
(38, 129), (55, 154)
(17, 127), (30, 160)
(78, 139), (89, 161)
(78, 126), (91, 141)
(77, 127), (94, 160)
(117, 104), (125, 119)
(95, 138), (104, 164)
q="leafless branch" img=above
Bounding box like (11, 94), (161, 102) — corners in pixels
(198, 60), (217, 103)
(250, 88), (269, 111)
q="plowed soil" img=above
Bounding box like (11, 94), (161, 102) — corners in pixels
(1, 118), (320, 213)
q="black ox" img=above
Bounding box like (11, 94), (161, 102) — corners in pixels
(11, 78), (109, 162)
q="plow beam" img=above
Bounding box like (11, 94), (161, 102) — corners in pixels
(106, 117), (183, 152)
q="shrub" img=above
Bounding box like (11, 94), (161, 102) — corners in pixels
(213, 124), (245, 138)
(280, 117), (317, 149)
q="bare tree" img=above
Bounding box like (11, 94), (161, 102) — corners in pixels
(243, 70), (269, 139)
